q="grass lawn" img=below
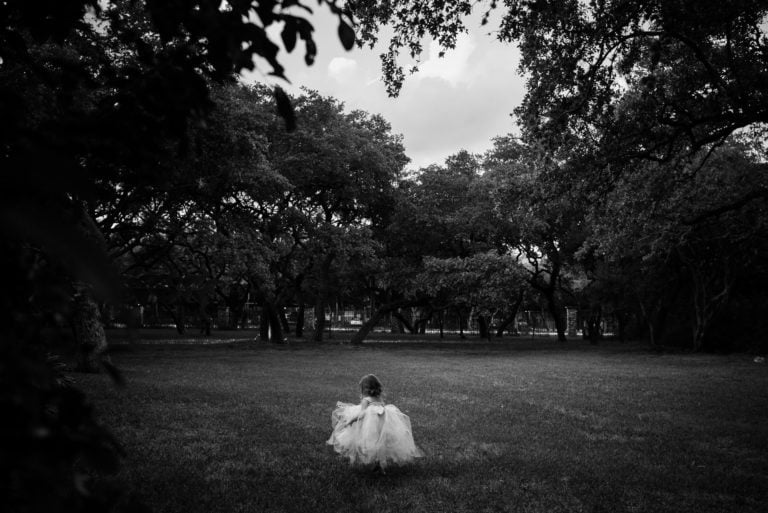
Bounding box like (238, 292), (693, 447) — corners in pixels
(77, 338), (768, 513)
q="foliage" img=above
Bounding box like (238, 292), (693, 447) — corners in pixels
(352, 0), (475, 96)
(417, 251), (528, 317)
(0, 1), (358, 511)
(353, 1), (768, 158)
(584, 142), (768, 350)
(352, 0), (768, 348)
(107, 82), (282, 332)
(483, 136), (588, 341)
(0, 242), (130, 511)
(253, 88), (408, 340)
(105, 84), (409, 341)
(368, 150), (515, 336)
(501, 0), (768, 160)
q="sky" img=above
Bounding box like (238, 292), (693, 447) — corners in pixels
(241, 7), (526, 171)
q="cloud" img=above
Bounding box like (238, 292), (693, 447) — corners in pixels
(240, 8), (526, 172)
(385, 74), (520, 169)
(328, 57), (358, 83)
(416, 33), (477, 86)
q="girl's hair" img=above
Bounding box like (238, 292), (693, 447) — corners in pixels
(359, 374), (383, 398)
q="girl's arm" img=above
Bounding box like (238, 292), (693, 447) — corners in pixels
(344, 398), (370, 426)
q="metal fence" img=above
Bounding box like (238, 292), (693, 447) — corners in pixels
(105, 303), (616, 338)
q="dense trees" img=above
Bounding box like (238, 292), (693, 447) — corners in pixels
(4, 2), (768, 511)
(482, 136), (588, 342)
(2, 0), (357, 357)
(105, 83), (409, 343)
(584, 141), (768, 349)
(352, 0), (768, 351)
(268, 90), (408, 340)
(7, 0), (763, 354)
(1, 2), (357, 511)
(375, 150), (516, 338)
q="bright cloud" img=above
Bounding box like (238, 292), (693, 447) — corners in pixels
(239, 7), (525, 172)
(328, 57), (358, 82)
(416, 33), (477, 86)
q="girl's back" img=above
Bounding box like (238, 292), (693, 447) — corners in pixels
(327, 375), (423, 470)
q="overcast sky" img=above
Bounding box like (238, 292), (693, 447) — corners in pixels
(242, 8), (526, 171)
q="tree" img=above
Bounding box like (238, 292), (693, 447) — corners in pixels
(583, 141), (768, 350)
(417, 251), (529, 339)
(1, 2), (358, 510)
(353, 1), (768, 160)
(353, 0), (768, 349)
(265, 89), (408, 341)
(2, 0), (358, 366)
(374, 150), (510, 337)
(483, 136), (587, 342)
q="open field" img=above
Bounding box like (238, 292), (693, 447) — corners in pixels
(78, 340), (768, 513)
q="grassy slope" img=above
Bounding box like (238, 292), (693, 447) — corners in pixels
(78, 341), (768, 513)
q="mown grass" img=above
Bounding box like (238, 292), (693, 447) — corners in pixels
(77, 339), (768, 513)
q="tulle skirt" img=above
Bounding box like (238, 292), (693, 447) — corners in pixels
(326, 401), (424, 468)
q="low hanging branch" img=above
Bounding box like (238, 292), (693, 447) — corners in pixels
(349, 298), (423, 345)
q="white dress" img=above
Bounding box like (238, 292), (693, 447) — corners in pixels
(326, 397), (423, 468)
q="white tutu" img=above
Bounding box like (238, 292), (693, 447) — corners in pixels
(326, 399), (424, 468)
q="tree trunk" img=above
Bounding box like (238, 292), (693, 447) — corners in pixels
(174, 303), (186, 334)
(414, 307), (433, 334)
(295, 304), (305, 338)
(259, 304), (270, 341)
(70, 202), (112, 371)
(526, 252), (566, 342)
(638, 294), (667, 347)
(496, 290), (524, 337)
(313, 254), (334, 342)
(278, 306), (290, 335)
(198, 295), (211, 336)
(72, 283), (110, 373)
(350, 300), (414, 345)
(267, 303), (284, 343)
(543, 289), (567, 342)
(477, 315), (491, 340)
(350, 308), (387, 345)
(390, 311), (404, 333)
(260, 302), (284, 343)
(224, 294), (246, 330)
(688, 258), (733, 352)
(615, 310), (630, 342)
(636, 298), (654, 345)
(585, 307), (602, 344)
(456, 307), (466, 339)
(230, 303), (244, 330)
(392, 310), (416, 333)
(200, 315), (212, 336)
(313, 298), (326, 342)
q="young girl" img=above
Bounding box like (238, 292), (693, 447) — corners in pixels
(327, 374), (423, 471)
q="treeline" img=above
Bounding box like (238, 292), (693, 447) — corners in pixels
(5, 40), (767, 359)
(99, 83), (767, 354)
(350, 0), (768, 352)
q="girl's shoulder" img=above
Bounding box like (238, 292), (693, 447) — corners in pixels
(383, 403), (404, 413)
